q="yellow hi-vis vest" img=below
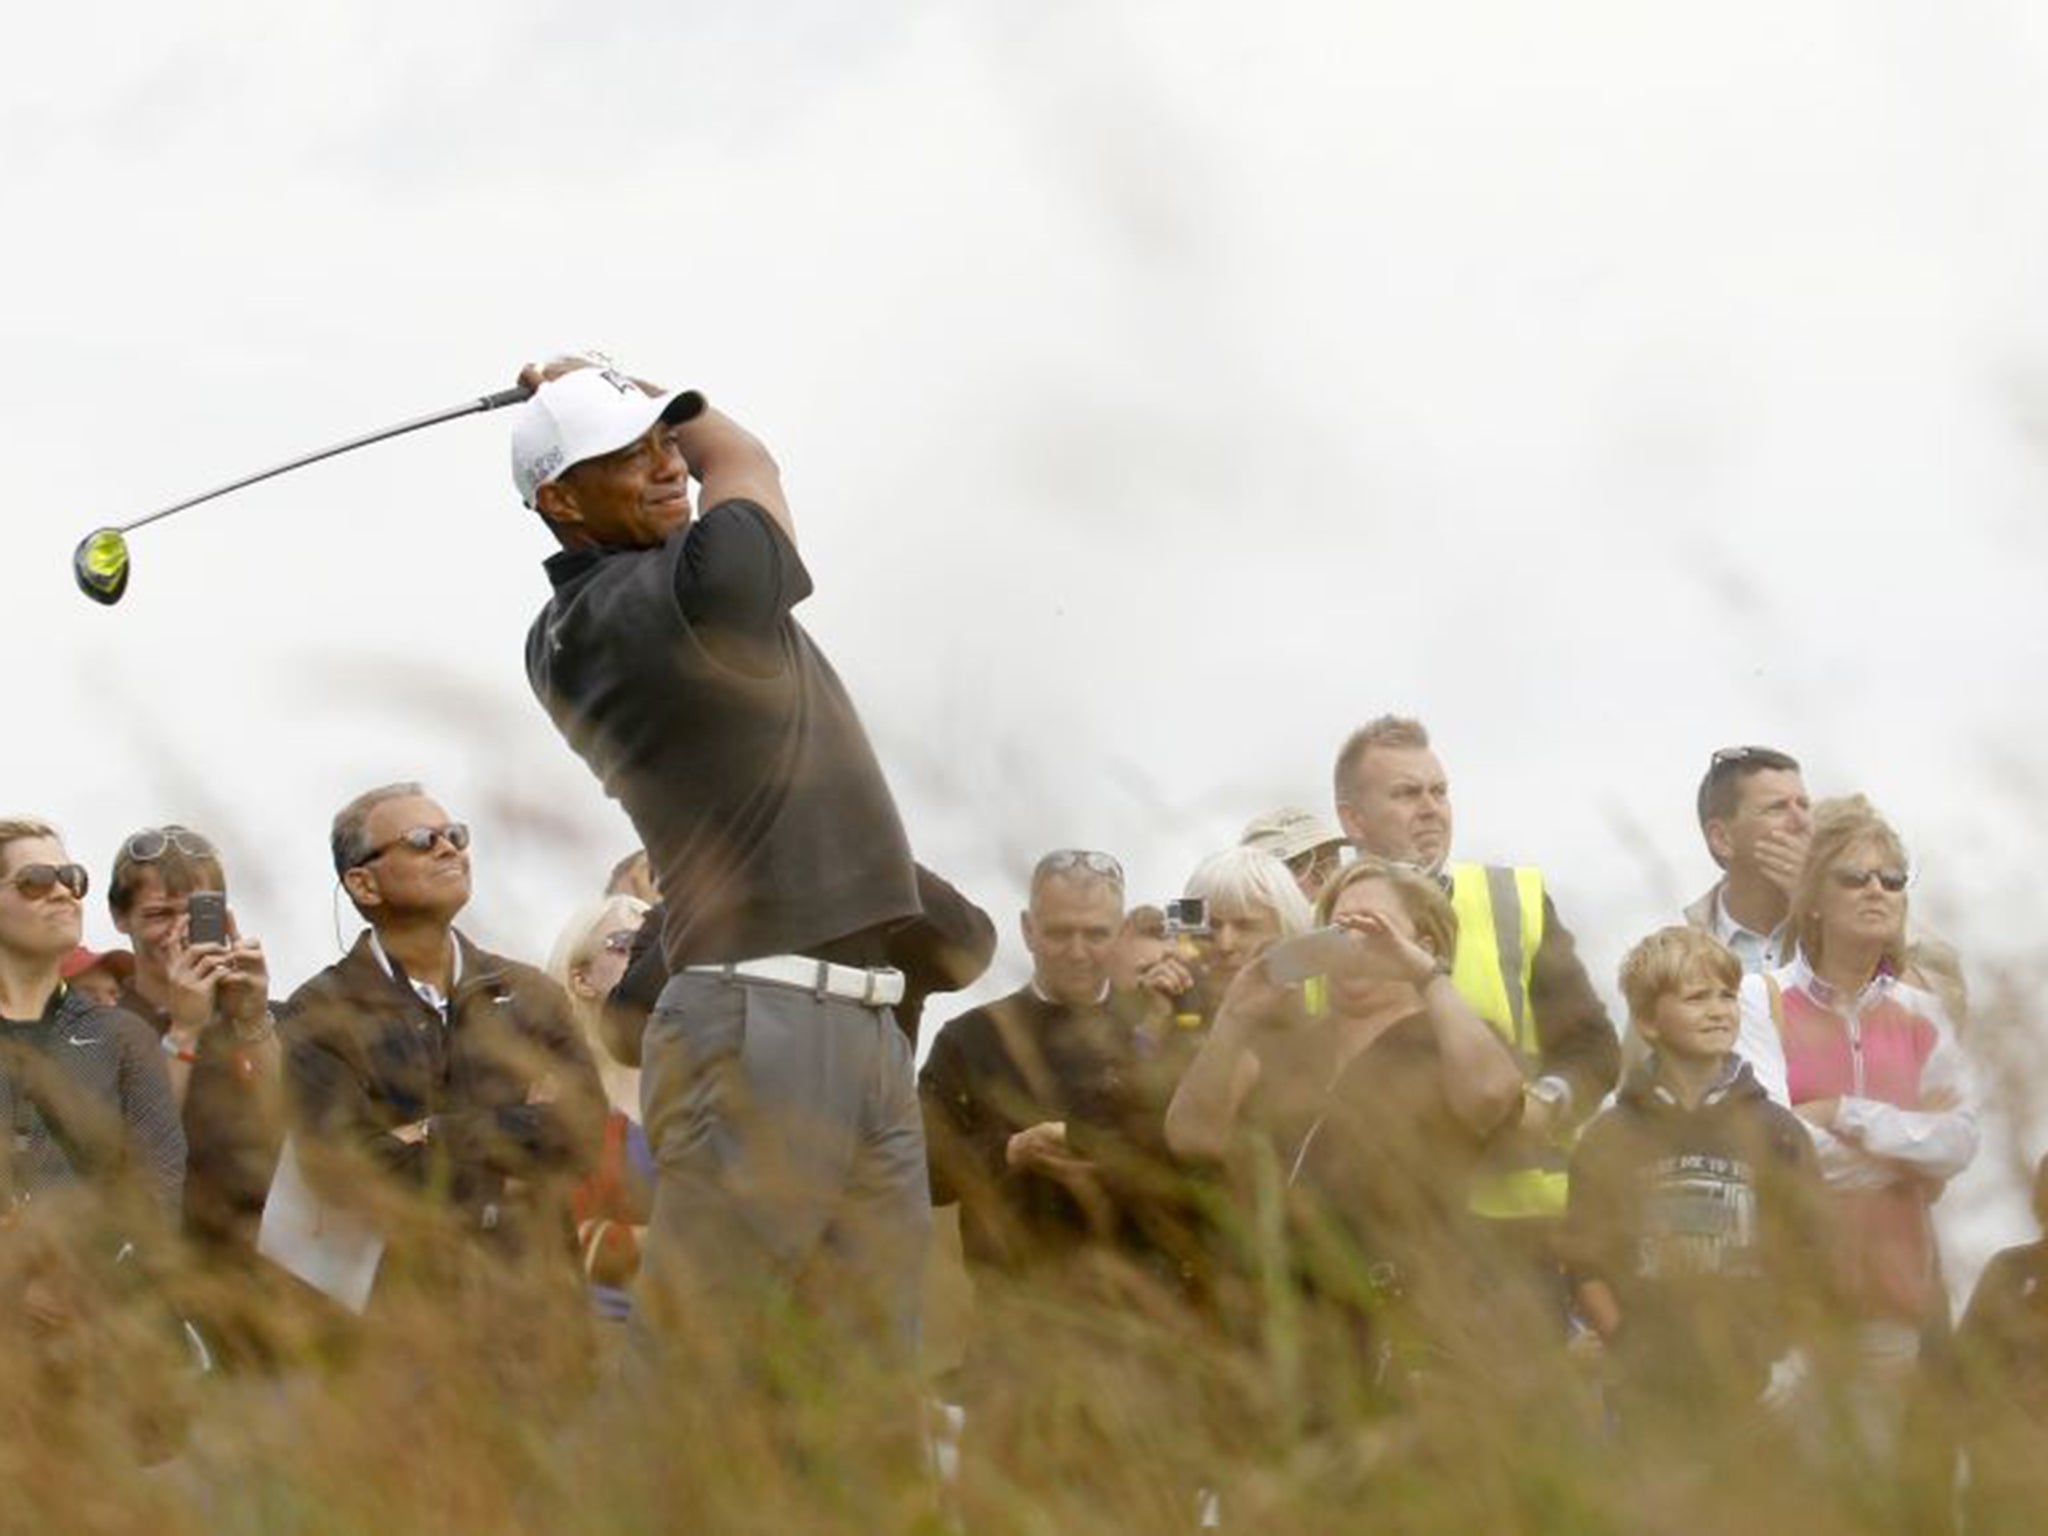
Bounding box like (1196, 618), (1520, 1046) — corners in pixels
(1446, 862), (1569, 1221)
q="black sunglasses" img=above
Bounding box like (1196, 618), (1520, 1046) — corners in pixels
(5, 863), (90, 901)
(124, 826), (216, 863)
(352, 822), (471, 870)
(1830, 866), (1909, 894)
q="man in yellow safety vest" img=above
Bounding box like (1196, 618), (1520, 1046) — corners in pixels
(1331, 716), (1619, 1233)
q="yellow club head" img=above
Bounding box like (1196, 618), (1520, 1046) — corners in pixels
(73, 528), (131, 605)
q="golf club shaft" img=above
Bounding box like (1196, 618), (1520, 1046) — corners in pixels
(116, 384), (534, 535)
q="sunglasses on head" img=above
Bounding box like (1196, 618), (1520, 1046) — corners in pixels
(1706, 746), (1781, 779)
(600, 929), (640, 956)
(351, 822), (471, 870)
(124, 826), (216, 864)
(1287, 843), (1344, 874)
(5, 863), (90, 901)
(1034, 849), (1125, 885)
(1830, 866), (1908, 894)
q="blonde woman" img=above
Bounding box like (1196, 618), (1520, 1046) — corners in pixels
(1164, 858), (1524, 1383)
(1165, 856), (1522, 1187)
(547, 895), (654, 1327)
(1736, 796), (1977, 1451)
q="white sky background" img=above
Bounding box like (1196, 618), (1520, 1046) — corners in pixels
(9, 0), (2048, 1275)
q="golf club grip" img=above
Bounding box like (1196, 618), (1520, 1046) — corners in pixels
(478, 384), (536, 411)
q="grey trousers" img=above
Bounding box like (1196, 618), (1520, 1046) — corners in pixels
(628, 970), (931, 1371)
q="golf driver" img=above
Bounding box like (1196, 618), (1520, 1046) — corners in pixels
(72, 381), (535, 605)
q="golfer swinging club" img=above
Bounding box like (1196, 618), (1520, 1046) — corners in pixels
(513, 356), (933, 1368)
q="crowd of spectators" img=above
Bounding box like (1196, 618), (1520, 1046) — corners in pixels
(910, 721), (2035, 1523)
(14, 352), (2037, 1535)
(1, 718), (2041, 1520)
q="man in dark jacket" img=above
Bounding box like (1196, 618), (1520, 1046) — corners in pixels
(920, 850), (1147, 1280)
(283, 784), (603, 1291)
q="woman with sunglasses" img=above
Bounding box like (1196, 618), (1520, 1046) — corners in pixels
(1738, 795), (1977, 1453)
(0, 817), (190, 1443)
(0, 817), (186, 1224)
(546, 894), (656, 1338)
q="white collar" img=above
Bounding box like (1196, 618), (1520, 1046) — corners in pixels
(1781, 949), (1892, 1011)
(1712, 884), (1785, 949)
(1029, 978), (1111, 1007)
(369, 929), (462, 1012)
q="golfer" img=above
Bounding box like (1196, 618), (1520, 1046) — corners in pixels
(514, 357), (931, 1367)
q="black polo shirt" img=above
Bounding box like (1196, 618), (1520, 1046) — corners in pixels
(527, 500), (919, 968)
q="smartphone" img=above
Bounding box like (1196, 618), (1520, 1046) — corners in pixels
(1263, 926), (1361, 986)
(185, 891), (230, 948)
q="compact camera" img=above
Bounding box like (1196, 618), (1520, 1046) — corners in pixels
(1161, 897), (1210, 940)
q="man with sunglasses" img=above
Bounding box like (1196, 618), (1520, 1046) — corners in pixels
(281, 783), (604, 1292)
(106, 824), (283, 1255)
(510, 354), (991, 1379)
(0, 818), (186, 1334)
(1683, 747), (1813, 976)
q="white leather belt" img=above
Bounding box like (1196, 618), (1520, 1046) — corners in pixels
(685, 955), (906, 1009)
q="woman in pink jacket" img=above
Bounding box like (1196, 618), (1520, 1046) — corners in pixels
(1736, 796), (1977, 1454)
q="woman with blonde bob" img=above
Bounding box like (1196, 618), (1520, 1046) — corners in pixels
(1736, 795), (1977, 1451)
(545, 894), (654, 1329)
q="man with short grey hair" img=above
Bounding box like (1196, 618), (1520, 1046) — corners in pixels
(920, 850), (1145, 1285)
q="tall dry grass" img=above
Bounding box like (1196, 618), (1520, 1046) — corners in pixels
(1, 963), (2043, 1534)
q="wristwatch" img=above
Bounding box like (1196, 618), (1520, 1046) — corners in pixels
(1524, 1075), (1572, 1118)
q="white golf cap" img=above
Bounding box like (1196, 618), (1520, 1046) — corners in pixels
(510, 364), (706, 507)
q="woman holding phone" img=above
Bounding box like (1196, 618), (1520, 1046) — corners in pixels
(1163, 858), (1524, 1396)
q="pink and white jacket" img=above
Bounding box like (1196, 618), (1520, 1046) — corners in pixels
(1736, 954), (1977, 1321)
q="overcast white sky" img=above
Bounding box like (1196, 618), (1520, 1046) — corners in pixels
(10, 0), (2048, 1269)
